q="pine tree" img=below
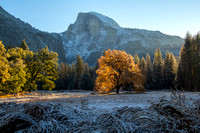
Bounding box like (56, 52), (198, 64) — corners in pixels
(177, 32), (200, 91)
(89, 60), (99, 90)
(139, 57), (147, 74)
(163, 51), (170, 89)
(20, 39), (29, 50)
(145, 53), (153, 90)
(170, 53), (178, 88)
(56, 62), (68, 90)
(134, 53), (140, 64)
(78, 63), (92, 90)
(152, 48), (163, 89)
(163, 51), (178, 89)
(74, 55), (85, 89)
(177, 45), (186, 90)
(39, 46), (59, 90)
(68, 63), (76, 89)
(194, 33), (200, 91)
(185, 32), (193, 90)
(177, 33), (192, 90)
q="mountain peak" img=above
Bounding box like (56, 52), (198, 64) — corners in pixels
(0, 6), (7, 14)
(62, 12), (184, 65)
(0, 6), (3, 10)
(88, 12), (120, 29)
(76, 12), (120, 29)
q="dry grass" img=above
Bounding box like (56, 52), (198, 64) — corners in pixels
(0, 91), (30, 98)
(0, 91), (200, 132)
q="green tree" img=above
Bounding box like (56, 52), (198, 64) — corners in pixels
(177, 45), (186, 90)
(56, 62), (68, 90)
(0, 42), (10, 93)
(0, 41), (59, 93)
(78, 63), (93, 90)
(194, 33), (200, 91)
(20, 39), (29, 50)
(6, 48), (27, 93)
(152, 48), (163, 89)
(177, 33), (193, 90)
(89, 60), (99, 90)
(0, 43), (27, 93)
(24, 46), (59, 91)
(177, 32), (200, 91)
(68, 63), (76, 89)
(37, 46), (59, 90)
(145, 53), (153, 90)
(163, 51), (178, 89)
(134, 53), (140, 64)
(74, 55), (85, 89)
(139, 57), (147, 74)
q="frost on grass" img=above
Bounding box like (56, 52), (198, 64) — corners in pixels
(0, 91), (200, 133)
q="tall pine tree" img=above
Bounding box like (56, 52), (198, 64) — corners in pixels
(68, 63), (76, 89)
(134, 53), (140, 64)
(152, 48), (163, 89)
(163, 51), (178, 89)
(139, 57), (147, 74)
(145, 53), (153, 90)
(74, 55), (85, 89)
(20, 39), (29, 50)
(178, 32), (200, 91)
(78, 63), (93, 90)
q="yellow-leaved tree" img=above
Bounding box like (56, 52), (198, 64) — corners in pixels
(95, 49), (145, 94)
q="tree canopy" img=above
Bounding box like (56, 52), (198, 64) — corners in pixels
(95, 49), (145, 94)
(0, 41), (59, 94)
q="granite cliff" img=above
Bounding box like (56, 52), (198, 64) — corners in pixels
(0, 6), (184, 65)
(61, 12), (184, 65)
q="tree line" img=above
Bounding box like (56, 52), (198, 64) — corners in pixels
(134, 32), (200, 91)
(0, 32), (199, 94)
(55, 55), (98, 90)
(56, 32), (200, 92)
(0, 40), (58, 94)
(55, 45), (179, 92)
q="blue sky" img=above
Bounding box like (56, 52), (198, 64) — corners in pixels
(0, 0), (200, 38)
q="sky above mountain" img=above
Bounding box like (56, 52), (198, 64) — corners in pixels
(0, 0), (199, 38)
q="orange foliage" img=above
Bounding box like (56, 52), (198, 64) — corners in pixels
(95, 49), (146, 94)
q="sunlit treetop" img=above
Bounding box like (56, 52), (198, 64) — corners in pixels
(95, 49), (145, 94)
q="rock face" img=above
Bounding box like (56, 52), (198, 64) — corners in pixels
(0, 6), (184, 65)
(62, 12), (184, 65)
(0, 6), (66, 62)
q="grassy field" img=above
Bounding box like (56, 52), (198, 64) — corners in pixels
(1, 90), (199, 112)
(0, 90), (200, 132)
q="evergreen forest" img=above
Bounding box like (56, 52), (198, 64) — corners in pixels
(0, 32), (200, 94)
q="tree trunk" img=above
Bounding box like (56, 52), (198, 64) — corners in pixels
(116, 86), (120, 94)
(115, 75), (121, 94)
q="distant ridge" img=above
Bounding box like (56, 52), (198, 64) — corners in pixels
(0, 6), (67, 62)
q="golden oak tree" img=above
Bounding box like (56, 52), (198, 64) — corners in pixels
(95, 49), (145, 94)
